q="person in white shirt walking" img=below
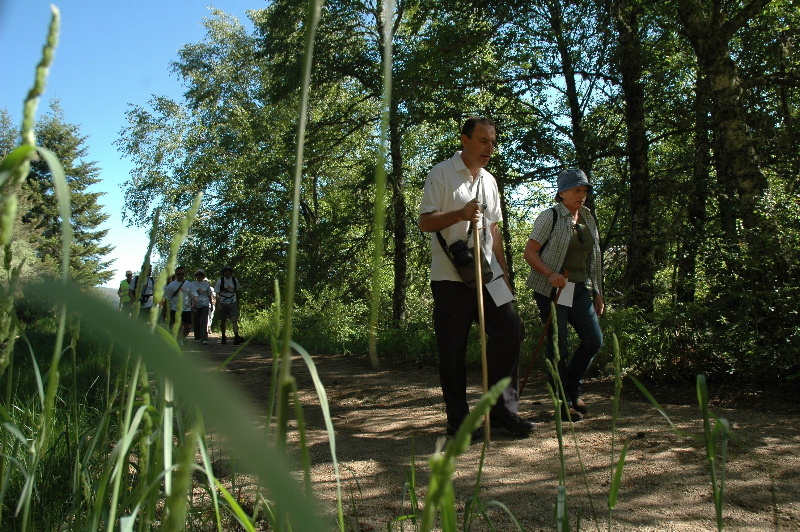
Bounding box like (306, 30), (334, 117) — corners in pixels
(214, 265), (244, 345)
(192, 269), (214, 345)
(164, 266), (195, 345)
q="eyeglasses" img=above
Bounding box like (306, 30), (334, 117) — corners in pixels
(176, 272), (185, 276)
(573, 223), (585, 244)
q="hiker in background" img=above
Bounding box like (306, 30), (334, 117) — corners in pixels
(523, 168), (604, 422)
(118, 270), (134, 314)
(214, 265), (244, 345)
(164, 266), (195, 346)
(192, 269), (214, 345)
(129, 265), (156, 322)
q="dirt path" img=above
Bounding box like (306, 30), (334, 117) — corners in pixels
(188, 334), (800, 531)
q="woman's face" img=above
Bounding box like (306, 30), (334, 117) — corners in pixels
(559, 185), (589, 212)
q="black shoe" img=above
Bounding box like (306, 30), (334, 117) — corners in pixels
(490, 412), (535, 435)
(559, 406), (584, 422)
(446, 423), (485, 443)
(221, 335), (227, 344)
(571, 397), (588, 414)
(234, 335), (244, 345)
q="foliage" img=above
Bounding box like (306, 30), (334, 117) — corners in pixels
(0, 102), (113, 288)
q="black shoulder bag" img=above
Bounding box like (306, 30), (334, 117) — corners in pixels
(435, 175), (494, 289)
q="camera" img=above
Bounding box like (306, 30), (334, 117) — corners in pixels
(448, 239), (474, 267)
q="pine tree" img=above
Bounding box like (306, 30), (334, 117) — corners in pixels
(1, 101), (114, 287)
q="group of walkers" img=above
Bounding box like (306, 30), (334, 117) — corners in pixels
(116, 115), (603, 441)
(118, 264), (244, 347)
(420, 116), (604, 440)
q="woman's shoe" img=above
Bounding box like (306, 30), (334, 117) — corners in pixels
(571, 397), (588, 414)
(559, 406), (583, 422)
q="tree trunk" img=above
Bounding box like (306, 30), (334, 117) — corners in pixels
(676, 73), (712, 303)
(613, 0), (655, 311)
(677, 0), (770, 232)
(495, 173), (515, 287)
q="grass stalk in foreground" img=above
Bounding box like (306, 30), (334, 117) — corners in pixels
(418, 377), (508, 532)
(607, 333), (629, 531)
(629, 373), (739, 532)
(367, 0), (395, 371)
(273, 12), (325, 528)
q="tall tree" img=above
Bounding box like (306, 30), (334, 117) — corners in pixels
(676, 0), (771, 233)
(1, 102), (113, 287)
(608, 0), (655, 311)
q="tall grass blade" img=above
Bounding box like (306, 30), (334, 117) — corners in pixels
(627, 374), (696, 440)
(482, 500), (525, 531)
(419, 377), (508, 532)
(212, 480), (257, 532)
(367, 0), (395, 370)
(29, 280), (327, 530)
(194, 420), (224, 532)
(280, 0), (324, 358)
(607, 332), (628, 528)
(607, 439), (628, 510)
(697, 374), (728, 531)
(555, 484), (568, 532)
(163, 425), (199, 531)
(36, 147), (71, 278)
(294, 341), (346, 530)
(277, 4), (325, 496)
(22, 6), (59, 147)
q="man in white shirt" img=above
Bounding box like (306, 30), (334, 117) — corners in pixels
(192, 269), (214, 345)
(164, 266), (195, 345)
(418, 116), (533, 439)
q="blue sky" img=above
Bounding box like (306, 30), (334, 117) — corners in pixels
(0, 0), (258, 287)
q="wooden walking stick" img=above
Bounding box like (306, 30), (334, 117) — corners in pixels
(473, 221), (491, 443)
(518, 270), (569, 396)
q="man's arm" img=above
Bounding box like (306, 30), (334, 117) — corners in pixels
(418, 199), (481, 233)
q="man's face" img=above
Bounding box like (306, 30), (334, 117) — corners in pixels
(175, 269), (186, 279)
(223, 269), (232, 278)
(126, 273), (132, 280)
(460, 123), (496, 168)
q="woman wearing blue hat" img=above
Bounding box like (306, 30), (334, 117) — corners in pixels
(523, 169), (604, 422)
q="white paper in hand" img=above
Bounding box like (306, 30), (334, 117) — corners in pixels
(556, 282), (576, 307)
(485, 277), (515, 306)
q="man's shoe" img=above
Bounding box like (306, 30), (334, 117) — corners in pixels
(202, 340), (208, 345)
(490, 412), (535, 435)
(559, 406), (584, 422)
(446, 423), (485, 443)
(221, 335), (227, 344)
(234, 335), (244, 345)
(571, 397), (588, 414)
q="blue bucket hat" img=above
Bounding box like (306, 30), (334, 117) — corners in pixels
(557, 169), (591, 194)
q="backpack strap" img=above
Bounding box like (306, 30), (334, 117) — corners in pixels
(538, 207), (559, 253)
(218, 277), (238, 302)
(171, 280), (186, 299)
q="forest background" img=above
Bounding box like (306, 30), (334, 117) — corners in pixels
(4, 0), (800, 388)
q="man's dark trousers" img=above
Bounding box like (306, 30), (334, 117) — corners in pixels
(431, 280), (524, 427)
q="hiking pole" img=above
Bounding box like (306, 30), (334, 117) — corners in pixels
(472, 220), (491, 443)
(518, 270), (569, 396)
